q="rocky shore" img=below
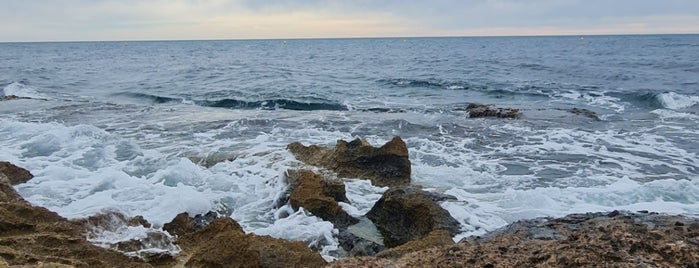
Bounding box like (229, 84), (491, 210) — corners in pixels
(2, 136), (699, 267)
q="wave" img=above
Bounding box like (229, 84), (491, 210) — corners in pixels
(609, 91), (699, 110)
(115, 92), (347, 111)
(199, 98), (347, 111)
(378, 78), (487, 91)
(2, 81), (47, 99)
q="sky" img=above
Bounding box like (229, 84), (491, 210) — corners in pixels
(1, 0), (698, 42)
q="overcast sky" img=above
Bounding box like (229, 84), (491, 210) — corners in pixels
(1, 0), (698, 41)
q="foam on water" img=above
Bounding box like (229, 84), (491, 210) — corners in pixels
(2, 82), (47, 99)
(656, 92), (699, 110)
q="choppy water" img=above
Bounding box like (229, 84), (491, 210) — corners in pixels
(1, 35), (698, 258)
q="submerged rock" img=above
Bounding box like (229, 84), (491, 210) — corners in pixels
(566, 107), (601, 120)
(464, 103), (522, 119)
(287, 136), (411, 187)
(366, 185), (460, 247)
(285, 169), (357, 228)
(0, 95), (32, 101)
(178, 217), (326, 268)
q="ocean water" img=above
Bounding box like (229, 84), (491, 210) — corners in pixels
(1, 35), (698, 258)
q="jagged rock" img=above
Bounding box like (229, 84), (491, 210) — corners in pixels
(375, 229), (454, 258)
(287, 136), (411, 187)
(338, 228), (387, 257)
(179, 218), (326, 268)
(465, 103), (521, 119)
(329, 211), (699, 267)
(366, 185), (460, 247)
(0, 163), (151, 267)
(566, 107), (601, 120)
(0, 161), (33, 185)
(186, 152), (239, 168)
(163, 211), (219, 237)
(285, 169), (357, 228)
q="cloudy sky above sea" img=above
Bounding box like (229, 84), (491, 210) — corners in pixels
(1, 0), (698, 41)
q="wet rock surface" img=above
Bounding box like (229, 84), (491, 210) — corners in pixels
(285, 169), (357, 228)
(163, 211), (220, 237)
(565, 107), (601, 120)
(0, 162), (33, 185)
(0, 95), (32, 101)
(178, 218), (327, 268)
(464, 103), (522, 119)
(329, 211), (699, 267)
(287, 136), (411, 187)
(366, 185), (461, 248)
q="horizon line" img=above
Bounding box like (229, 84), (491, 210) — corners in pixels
(1, 32), (697, 44)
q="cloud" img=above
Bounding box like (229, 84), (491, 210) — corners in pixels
(0, 0), (697, 41)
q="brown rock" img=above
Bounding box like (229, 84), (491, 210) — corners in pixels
(286, 169), (357, 228)
(329, 212), (699, 267)
(1, 95), (32, 101)
(163, 211), (219, 237)
(375, 229), (454, 258)
(179, 218), (326, 268)
(465, 103), (521, 119)
(0, 163), (151, 267)
(0, 161), (33, 185)
(287, 136), (411, 187)
(567, 107), (601, 120)
(366, 186), (460, 247)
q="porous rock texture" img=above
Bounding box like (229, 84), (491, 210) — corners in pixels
(285, 169), (357, 228)
(177, 217), (327, 268)
(0, 163), (152, 267)
(287, 136), (411, 187)
(328, 211), (699, 267)
(366, 185), (461, 248)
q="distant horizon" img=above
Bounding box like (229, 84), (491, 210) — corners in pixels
(2, 32), (698, 44)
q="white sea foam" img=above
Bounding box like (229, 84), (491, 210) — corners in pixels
(2, 82), (46, 99)
(657, 92), (699, 110)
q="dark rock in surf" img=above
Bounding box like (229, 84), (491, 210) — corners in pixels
(285, 169), (357, 228)
(163, 211), (220, 237)
(566, 108), (601, 121)
(287, 136), (411, 187)
(366, 185), (460, 248)
(0, 95), (32, 101)
(464, 103), (521, 119)
(338, 228), (387, 257)
(0, 162), (33, 185)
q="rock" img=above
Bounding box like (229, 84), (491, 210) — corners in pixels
(465, 103), (521, 119)
(179, 217), (326, 268)
(287, 136), (411, 187)
(376, 229), (454, 258)
(163, 211), (219, 237)
(285, 169), (357, 228)
(0, 163), (151, 267)
(0, 161), (33, 185)
(186, 152), (239, 168)
(566, 108), (601, 120)
(0, 95), (32, 101)
(338, 228), (386, 257)
(366, 185), (460, 247)
(329, 211), (699, 267)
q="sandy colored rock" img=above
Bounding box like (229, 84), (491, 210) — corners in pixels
(163, 211), (218, 237)
(366, 185), (460, 248)
(375, 229), (454, 258)
(329, 211), (699, 268)
(0, 161), (33, 185)
(287, 136), (410, 187)
(286, 169), (357, 228)
(179, 217), (326, 268)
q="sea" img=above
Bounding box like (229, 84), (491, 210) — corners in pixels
(1, 35), (698, 258)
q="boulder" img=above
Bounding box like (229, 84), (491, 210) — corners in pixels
(0, 161), (33, 185)
(366, 186), (460, 247)
(179, 218), (326, 268)
(287, 136), (411, 187)
(163, 211), (219, 237)
(285, 169), (357, 228)
(465, 103), (521, 119)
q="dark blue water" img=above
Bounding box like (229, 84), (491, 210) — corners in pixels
(1, 35), (698, 258)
